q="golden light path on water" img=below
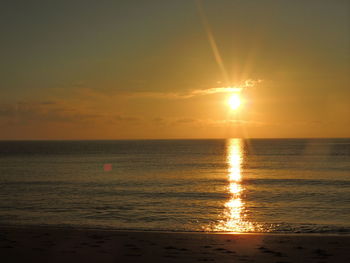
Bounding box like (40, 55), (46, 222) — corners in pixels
(212, 138), (261, 232)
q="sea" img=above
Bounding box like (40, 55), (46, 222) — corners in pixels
(0, 138), (349, 234)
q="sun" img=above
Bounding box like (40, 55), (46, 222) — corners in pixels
(228, 93), (242, 110)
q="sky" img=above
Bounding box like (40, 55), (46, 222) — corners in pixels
(0, 0), (349, 139)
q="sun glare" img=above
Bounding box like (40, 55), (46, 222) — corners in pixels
(228, 93), (242, 110)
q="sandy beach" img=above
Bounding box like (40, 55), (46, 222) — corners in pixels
(1, 226), (349, 263)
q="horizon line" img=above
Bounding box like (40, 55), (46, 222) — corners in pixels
(0, 137), (349, 142)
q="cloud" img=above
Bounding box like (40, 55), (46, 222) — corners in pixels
(0, 105), (12, 116)
(126, 79), (262, 99)
(188, 87), (242, 97)
(114, 115), (141, 123)
(173, 117), (198, 124)
(126, 86), (238, 99)
(0, 101), (100, 126)
(146, 116), (267, 128)
(0, 100), (147, 129)
(207, 119), (267, 127)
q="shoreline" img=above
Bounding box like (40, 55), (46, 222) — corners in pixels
(1, 225), (350, 262)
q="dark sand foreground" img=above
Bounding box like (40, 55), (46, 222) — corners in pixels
(1, 226), (350, 262)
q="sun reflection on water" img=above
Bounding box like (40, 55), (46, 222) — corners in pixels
(212, 138), (257, 232)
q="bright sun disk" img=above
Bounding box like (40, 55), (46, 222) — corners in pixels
(228, 93), (242, 110)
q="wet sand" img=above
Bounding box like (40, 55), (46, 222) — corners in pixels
(1, 226), (349, 262)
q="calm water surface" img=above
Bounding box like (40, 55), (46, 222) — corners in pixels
(0, 139), (349, 233)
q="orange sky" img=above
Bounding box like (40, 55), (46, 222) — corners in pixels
(0, 0), (349, 139)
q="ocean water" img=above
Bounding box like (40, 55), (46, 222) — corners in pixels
(0, 139), (349, 234)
